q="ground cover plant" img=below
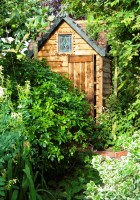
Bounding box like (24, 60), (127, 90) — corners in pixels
(48, 130), (140, 200)
(85, 130), (140, 200)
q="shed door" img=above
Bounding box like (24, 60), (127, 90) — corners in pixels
(68, 55), (94, 102)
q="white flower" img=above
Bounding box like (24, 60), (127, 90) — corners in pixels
(8, 37), (14, 43)
(21, 48), (27, 54)
(11, 112), (17, 119)
(0, 87), (4, 97)
(48, 15), (55, 22)
(17, 104), (23, 109)
(1, 37), (14, 44)
(24, 41), (29, 47)
(11, 112), (22, 121)
(1, 38), (7, 43)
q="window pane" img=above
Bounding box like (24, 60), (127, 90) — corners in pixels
(59, 34), (72, 52)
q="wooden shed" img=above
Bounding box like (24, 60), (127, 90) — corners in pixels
(29, 16), (112, 116)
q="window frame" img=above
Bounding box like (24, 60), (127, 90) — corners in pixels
(58, 34), (72, 53)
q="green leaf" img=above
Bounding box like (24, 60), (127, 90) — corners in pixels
(23, 163), (36, 200)
(11, 190), (18, 200)
(0, 190), (5, 197)
(0, 177), (5, 186)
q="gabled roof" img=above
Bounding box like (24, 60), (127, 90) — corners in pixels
(29, 16), (106, 57)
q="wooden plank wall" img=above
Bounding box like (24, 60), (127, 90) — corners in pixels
(68, 55), (94, 101)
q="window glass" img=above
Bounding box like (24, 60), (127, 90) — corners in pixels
(59, 34), (72, 52)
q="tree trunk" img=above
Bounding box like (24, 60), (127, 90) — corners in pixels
(32, 39), (38, 59)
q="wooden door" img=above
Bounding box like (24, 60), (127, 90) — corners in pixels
(68, 55), (94, 102)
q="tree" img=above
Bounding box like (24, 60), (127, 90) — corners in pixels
(0, 0), (50, 57)
(43, 0), (62, 16)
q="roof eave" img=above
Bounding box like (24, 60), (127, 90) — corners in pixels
(64, 17), (105, 57)
(29, 16), (106, 58)
(28, 17), (64, 58)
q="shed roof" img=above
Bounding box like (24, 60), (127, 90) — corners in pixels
(29, 16), (106, 57)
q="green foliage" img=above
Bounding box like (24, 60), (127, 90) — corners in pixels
(1, 53), (93, 170)
(64, 0), (140, 108)
(45, 152), (102, 200)
(85, 130), (140, 200)
(1, 1), (139, 197)
(0, 65), (56, 199)
(92, 93), (140, 150)
(63, 0), (140, 151)
(0, 0), (50, 55)
(0, 56), (94, 199)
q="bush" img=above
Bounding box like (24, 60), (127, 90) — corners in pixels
(92, 93), (140, 150)
(0, 53), (94, 171)
(0, 60), (94, 199)
(85, 130), (140, 200)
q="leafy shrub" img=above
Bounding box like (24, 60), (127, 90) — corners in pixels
(46, 152), (102, 200)
(85, 130), (140, 200)
(0, 53), (94, 171)
(92, 93), (140, 150)
(0, 97), (54, 199)
(0, 66), (31, 199)
(0, 65), (57, 199)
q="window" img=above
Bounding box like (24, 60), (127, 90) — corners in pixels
(58, 34), (72, 53)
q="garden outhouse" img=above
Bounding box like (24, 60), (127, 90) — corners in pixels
(29, 16), (112, 116)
